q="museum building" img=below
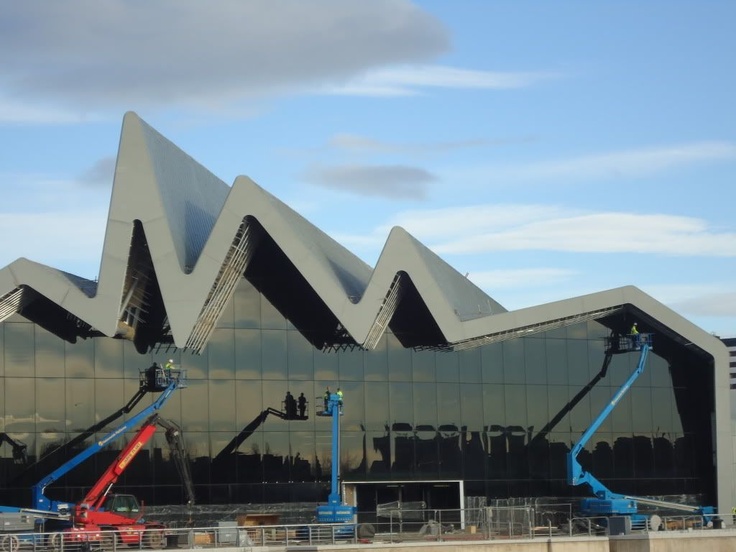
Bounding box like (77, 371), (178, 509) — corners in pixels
(0, 113), (730, 519)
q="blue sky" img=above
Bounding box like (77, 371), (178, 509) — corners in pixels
(1, 1), (734, 337)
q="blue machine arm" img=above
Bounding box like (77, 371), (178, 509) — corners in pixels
(316, 393), (355, 524)
(32, 371), (184, 513)
(567, 335), (651, 515)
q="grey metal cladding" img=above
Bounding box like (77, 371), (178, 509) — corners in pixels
(0, 112), (726, 363)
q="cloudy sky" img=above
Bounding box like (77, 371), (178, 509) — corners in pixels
(1, 1), (735, 338)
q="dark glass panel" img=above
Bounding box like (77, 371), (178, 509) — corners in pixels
(338, 347), (363, 382)
(632, 434), (654, 478)
(341, 431), (365, 477)
(365, 429), (391, 477)
(233, 279), (261, 329)
(414, 383), (437, 427)
(208, 328), (235, 379)
(35, 329), (65, 378)
(389, 382), (413, 428)
(503, 340), (525, 384)
(631, 387), (653, 433)
(5, 378), (34, 432)
(481, 343), (503, 384)
(94, 338), (124, 379)
(387, 335), (411, 382)
(504, 384), (527, 428)
(412, 350), (434, 382)
(586, 336), (607, 381)
(289, 431), (317, 482)
(314, 350), (338, 381)
(288, 330), (314, 380)
(180, 379), (209, 432)
(590, 432), (614, 480)
(437, 427), (462, 478)
(363, 382), (389, 432)
(64, 339), (95, 378)
(545, 338), (568, 385)
(183, 349), (208, 381)
(65, 378), (95, 433)
(35, 377), (65, 433)
(548, 432), (569, 480)
(436, 350), (458, 383)
(235, 379), (263, 425)
(459, 347), (481, 384)
(94, 379), (124, 432)
(482, 384), (506, 428)
(339, 381), (364, 432)
(566, 338), (588, 387)
(234, 328), (261, 379)
(459, 383), (482, 431)
(314, 430), (332, 480)
(260, 294), (287, 330)
(613, 433), (634, 479)
(545, 384), (569, 437)
(262, 330), (287, 380)
(437, 383), (459, 426)
(414, 427), (439, 476)
(365, 339), (388, 381)
(652, 387), (677, 434)
(4, 322), (34, 377)
(261, 431), (290, 482)
(208, 379), (236, 432)
(526, 384), (548, 437)
(603, 353), (630, 389)
(649, 354), (670, 388)
(524, 337), (547, 385)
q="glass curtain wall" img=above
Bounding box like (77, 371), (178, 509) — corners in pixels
(0, 278), (711, 508)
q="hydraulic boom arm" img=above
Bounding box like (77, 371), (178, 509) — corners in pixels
(567, 334), (651, 515)
(32, 369), (185, 513)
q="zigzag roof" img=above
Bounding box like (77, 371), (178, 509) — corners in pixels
(0, 112), (726, 364)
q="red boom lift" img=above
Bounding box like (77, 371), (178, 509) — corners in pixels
(68, 413), (191, 549)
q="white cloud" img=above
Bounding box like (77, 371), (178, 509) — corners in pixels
(373, 204), (736, 257)
(492, 142), (736, 182)
(0, 0), (449, 122)
(466, 268), (578, 290)
(325, 65), (558, 96)
(303, 164), (436, 199)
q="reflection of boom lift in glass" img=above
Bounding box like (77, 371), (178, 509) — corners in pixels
(13, 363), (170, 485)
(213, 398), (308, 462)
(0, 434), (28, 465)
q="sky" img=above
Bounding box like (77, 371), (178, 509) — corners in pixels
(0, 1), (735, 338)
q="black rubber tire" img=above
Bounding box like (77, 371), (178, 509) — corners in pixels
(0, 535), (20, 552)
(143, 530), (165, 550)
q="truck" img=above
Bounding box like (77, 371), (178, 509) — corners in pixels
(567, 332), (716, 531)
(69, 412), (194, 550)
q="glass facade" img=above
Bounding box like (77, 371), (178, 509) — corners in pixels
(0, 278), (716, 512)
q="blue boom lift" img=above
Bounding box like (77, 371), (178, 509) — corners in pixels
(32, 367), (185, 515)
(316, 392), (356, 525)
(567, 332), (716, 529)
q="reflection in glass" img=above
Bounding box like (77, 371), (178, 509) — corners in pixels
(208, 329), (235, 379)
(0, 275), (715, 508)
(4, 322), (34, 377)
